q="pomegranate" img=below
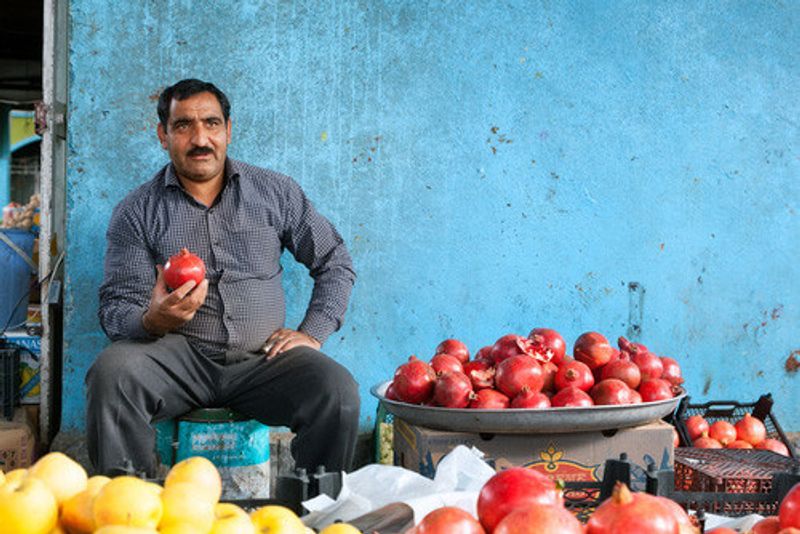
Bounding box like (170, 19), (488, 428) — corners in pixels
(475, 345), (493, 361)
(411, 506), (485, 534)
(590, 379), (633, 406)
(540, 361), (558, 392)
(493, 503), (583, 534)
(726, 439), (753, 449)
(638, 378), (674, 402)
(694, 432), (723, 449)
(495, 355), (544, 398)
(435, 338), (470, 363)
(463, 359), (496, 390)
(490, 334), (535, 364)
(685, 415), (709, 441)
(433, 371), (473, 408)
(554, 360), (595, 392)
(468, 389), (510, 409)
(393, 356), (437, 404)
(751, 516), (780, 534)
(705, 529), (738, 534)
(430, 353), (464, 375)
(477, 467), (563, 532)
(551, 386), (594, 407)
(586, 482), (679, 534)
(660, 357), (684, 385)
(385, 382), (398, 400)
(657, 495), (697, 533)
(163, 248), (206, 290)
(574, 332), (615, 370)
(629, 389), (642, 404)
(511, 388), (551, 409)
(528, 328), (567, 365)
(735, 413), (767, 445)
(708, 420), (737, 446)
(755, 438), (791, 457)
(780, 482), (800, 529)
(600, 356), (642, 389)
(631, 350), (664, 381)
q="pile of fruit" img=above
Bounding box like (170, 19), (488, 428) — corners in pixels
(386, 329), (684, 409)
(410, 466), (701, 533)
(0, 452), (357, 534)
(683, 413), (792, 456)
(706, 480), (800, 533)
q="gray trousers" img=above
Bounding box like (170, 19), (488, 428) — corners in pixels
(85, 334), (360, 476)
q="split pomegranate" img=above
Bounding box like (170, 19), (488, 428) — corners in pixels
(750, 516), (780, 534)
(586, 482), (679, 534)
(392, 356), (437, 405)
(490, 334), (535, 364)
(551, 386), (594, 407)
(463, 359), (496, 390)
(528, 328), (567, 365)
(433, 371), (473, 408)
(600, 356), (642, 390)
(638, 378), (674, 402)
(554, 360), (595, 392)
(493, 503), (583, 534)
(726, 439), (753, 449)
(660, 357), (684, 385)
(694, 432), (723, 449)
(590, 379), (633, 406)
(735, 413), (767, 445)
(468, 389), (510, 409)
(411, 506), (485, 534)
(511, 388), (551, 409)
(495, 355), (544, 398)
(574, 332), (615, 370)
(755, 438), (791, 457)
(685, 415), (709, 441)
(435, 338), (470, 364)
(477, 467), (563, 533)
(708, 420), (737, 446)
(163, 248), (206, 290)
(780, 482), (800, 529)
(430, 353), (464, 375)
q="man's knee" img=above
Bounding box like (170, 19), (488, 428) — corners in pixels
(86, 341), (147, 395)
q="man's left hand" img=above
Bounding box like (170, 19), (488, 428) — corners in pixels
(262, 328), (321, 359)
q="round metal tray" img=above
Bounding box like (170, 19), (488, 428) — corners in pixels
(371, 381), (686, 434)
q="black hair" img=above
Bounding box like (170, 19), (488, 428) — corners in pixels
(157, 79), (231, 129)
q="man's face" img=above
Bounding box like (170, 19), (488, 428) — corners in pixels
(157, 91), (232, 184)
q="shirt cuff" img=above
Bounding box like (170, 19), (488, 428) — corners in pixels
(127, 307), (160, 340)
(298, 313), (337, 346)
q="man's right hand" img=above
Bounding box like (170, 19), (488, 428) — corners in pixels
(142, 265), (208, 336)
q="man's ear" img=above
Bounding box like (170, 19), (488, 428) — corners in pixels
(226, 119), (232, 144)
(157, 123), (168, 149)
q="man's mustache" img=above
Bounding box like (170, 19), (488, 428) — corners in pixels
(187, 147), (213, 157)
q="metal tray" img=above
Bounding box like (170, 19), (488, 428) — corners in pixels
(371, 381), (686, 434)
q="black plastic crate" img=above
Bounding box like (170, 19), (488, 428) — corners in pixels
(0, 343), (21, 420)
(673, 393), (795, 457)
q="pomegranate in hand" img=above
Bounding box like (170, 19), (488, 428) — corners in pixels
(163, 248), (206, 290)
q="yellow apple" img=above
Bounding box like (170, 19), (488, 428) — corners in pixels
(28, 452), (88, 505)
(0, 476), (58, 534)
(210, 502), (255, 534)
(93, 527), (159, 534)
(92, 476), (163, 529)
(3, 468), (29, 486)
(0, 469), (4, 485)
(250, 505), (305, 534)
(320, 523), (362, 534)
(164, 456), (222, 504)
(60, 475), (111, 534)
(158, 523), (207, 534)
(159, 481), (215, 532)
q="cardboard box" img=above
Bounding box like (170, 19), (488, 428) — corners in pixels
(3, 330), (40, 404)
(394, 419), (674, 490)
(0, 409), (36, 470)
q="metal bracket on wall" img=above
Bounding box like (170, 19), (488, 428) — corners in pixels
(627, 282), (645, 341)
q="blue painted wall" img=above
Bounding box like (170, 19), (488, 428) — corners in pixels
(64, 1), (799, 433)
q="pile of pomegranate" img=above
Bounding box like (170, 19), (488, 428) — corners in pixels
(705, 479), (800, 533)
(683, 413), (791, 457)
(409, 467), (700, 533)
(386, 329), (683, 409)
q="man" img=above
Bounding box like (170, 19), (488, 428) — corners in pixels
(87, 79), (359, 477)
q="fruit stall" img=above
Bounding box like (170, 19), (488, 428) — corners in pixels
(2, 328), (799, 533)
